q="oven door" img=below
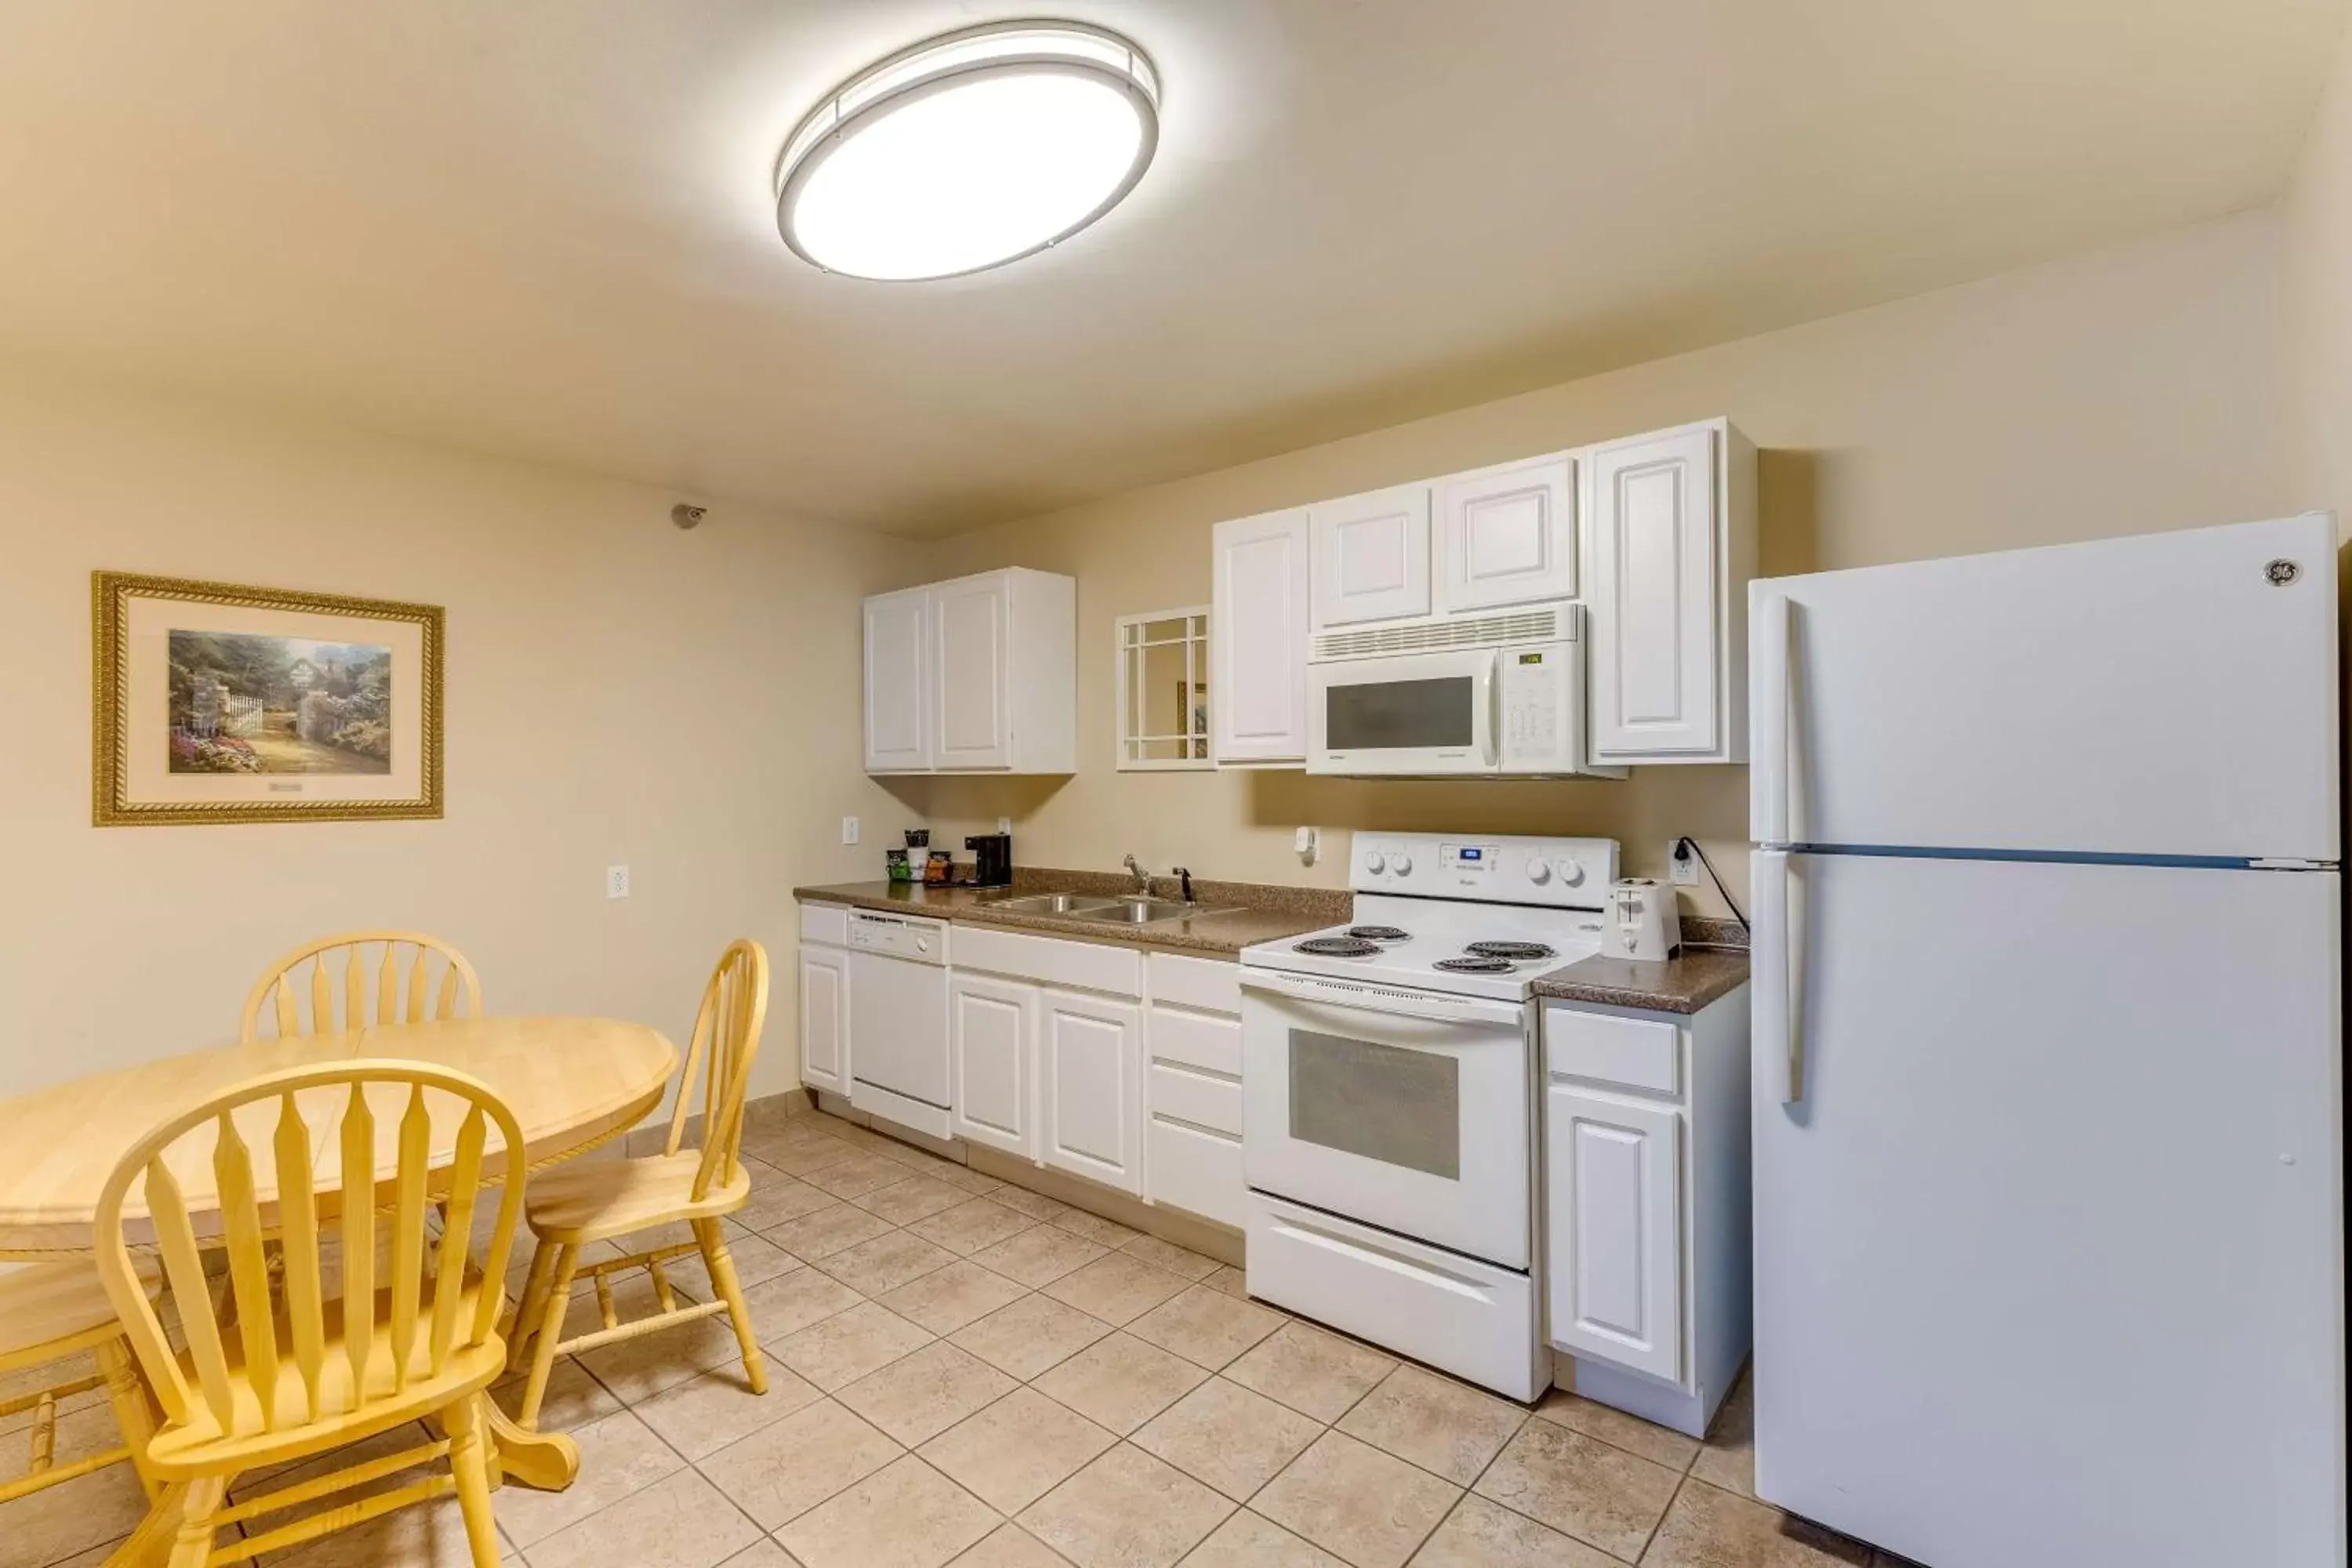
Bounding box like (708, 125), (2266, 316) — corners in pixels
(1240, 968), (1531, 1269)
(1308, 648), (1497, 775)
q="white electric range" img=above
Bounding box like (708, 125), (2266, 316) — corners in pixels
(1238, 831), (1617, 1399)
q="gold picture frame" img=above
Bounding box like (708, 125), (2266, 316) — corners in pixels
(93, 572), (445, 826)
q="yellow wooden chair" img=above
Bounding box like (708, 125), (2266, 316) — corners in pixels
(0, 1260), (162, 1506)
(240, 932), (482, 1043)
(93, 1062), (528, 1568)
(506, 940), (769, 1428)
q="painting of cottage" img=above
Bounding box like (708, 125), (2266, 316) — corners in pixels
(167, 630), (393, 774)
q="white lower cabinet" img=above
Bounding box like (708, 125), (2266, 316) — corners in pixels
(1541, 987), (1751, 1437)
(1142, 953), (1247, 1227)
(1546, 1087), (1682, 1382)
(800, 946), (848, 1097)
(820, 917), (1249, 1226)
(1041, 989), (1144, 1195)
(949, 973), (1036, 1159)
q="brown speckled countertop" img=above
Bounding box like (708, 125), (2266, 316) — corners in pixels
(1534, 920), (1751, 1014)
(799, 866), (1751, 1005)
(793, 869), (1346, 958)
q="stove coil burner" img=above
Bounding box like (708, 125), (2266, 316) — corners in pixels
(1296, 936), (1383, 958)
(1345, 926), (1410, 942)
(1465, 941), (1556, 961)
(1433, 956), (1515, 974)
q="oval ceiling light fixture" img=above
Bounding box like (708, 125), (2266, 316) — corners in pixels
(775, 20), (1160, 281)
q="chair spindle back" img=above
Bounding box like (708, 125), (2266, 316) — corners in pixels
(665, 940), (770, 1203)
(241, 931), (482, 1043)
(93, 1062), (526, 1442)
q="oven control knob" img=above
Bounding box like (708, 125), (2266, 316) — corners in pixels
(1363, 851), (1386, 874)
(1555, 858), (1584, 886)
(1526, 859), (1552, 884)
(1392, 853), (1413, 875)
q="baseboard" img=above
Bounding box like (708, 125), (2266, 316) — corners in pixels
(1551, 1348), (1735, 1438)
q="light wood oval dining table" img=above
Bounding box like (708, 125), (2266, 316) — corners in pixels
(0, 1015), (677, 1510)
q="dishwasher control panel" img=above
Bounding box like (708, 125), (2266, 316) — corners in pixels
(848, 909), (947, 963)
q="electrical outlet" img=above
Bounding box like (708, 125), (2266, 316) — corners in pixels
(606, 865), (631, 899)
(1669, 840), (1700, 886)
(996, 817), (1012, 834)
(841, 816), (860, 846)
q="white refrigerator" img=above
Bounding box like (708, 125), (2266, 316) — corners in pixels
(1748, 514), (2345, 1568)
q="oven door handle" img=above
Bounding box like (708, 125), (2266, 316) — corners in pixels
(1240, 968), (1526, 1029)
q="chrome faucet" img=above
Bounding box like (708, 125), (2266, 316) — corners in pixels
(1122, 853), (1151, 895)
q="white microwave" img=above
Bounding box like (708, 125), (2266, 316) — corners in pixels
(1307, 621), (1614, 777)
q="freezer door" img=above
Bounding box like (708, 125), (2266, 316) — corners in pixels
(1751, 513), (2339, 861)
(1753, 851), (2343, 1568)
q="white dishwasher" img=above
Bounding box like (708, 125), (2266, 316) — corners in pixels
(846, 909), (952, 1138)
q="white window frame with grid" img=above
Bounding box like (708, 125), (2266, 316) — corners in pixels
(1115, 606), (1211, 771)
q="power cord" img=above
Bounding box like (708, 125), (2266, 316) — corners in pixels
(1672, 836), (1750, 934)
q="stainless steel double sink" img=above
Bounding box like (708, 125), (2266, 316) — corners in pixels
(982, 891), (1232, 926)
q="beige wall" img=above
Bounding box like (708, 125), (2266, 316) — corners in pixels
(898, 212), (2292, 917)
(2285, 16), (2352, 524)
(0, 370), (919, 1099)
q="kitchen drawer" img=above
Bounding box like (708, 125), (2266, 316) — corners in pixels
(953, 925), (1143, 997)
(1148, 1006), (1243, 1078)
(800, 902), (849, 946)
(1147, 1119), (1244, 1229)
(1544, 1004), (1682, 1096)
(1149, 952), (1242, 1014)
(1149, 1062), (1243, 1137)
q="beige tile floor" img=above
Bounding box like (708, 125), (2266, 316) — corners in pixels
(4, 1108), (1913, 1568)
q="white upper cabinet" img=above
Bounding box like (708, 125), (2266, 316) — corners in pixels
(933, 575), (1011, 769)
(862, 588), (931, 771)
(1586, 419), (1755, 764)
(862, 568), (1076, 775)
(1438, 453), (1577, 612)
(1311, 485), (1432, 630)
(1211, 509), (1310, 765)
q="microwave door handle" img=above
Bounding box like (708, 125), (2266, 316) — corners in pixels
(1482, 654), (1501, 768)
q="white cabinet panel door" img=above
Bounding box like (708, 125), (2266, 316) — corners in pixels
(1042, 989), (1142, 1194)
(1439, 454), (1577, 612)
(932, 575), (1012, 769)
(800, 946), (849, 1096)
(1212, 509), (1311, 764)
(862, 589), (931, 771)
(1590, 427), (1719, 759)
(1547, 1086), (1682, 1382)
(1312, 485), (1432, 630)
(950, 974), (1036, 1158)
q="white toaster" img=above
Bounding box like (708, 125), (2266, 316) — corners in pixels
(1606, 878), (1681, 961)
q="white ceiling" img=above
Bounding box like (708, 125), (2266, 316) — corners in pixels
(0, 1), (2343, 535)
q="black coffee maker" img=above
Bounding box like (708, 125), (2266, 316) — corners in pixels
(965, 833), (1013, 887)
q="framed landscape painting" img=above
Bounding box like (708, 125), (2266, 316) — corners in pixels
(93, 572), (444, 825)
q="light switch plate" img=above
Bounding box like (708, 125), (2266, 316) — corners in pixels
(606, 865), (631, 899)
(841, 816), (860, 845)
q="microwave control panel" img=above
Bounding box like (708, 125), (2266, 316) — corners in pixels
(1497, 641), (1578, 772)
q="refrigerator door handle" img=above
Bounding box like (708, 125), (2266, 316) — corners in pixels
(1753, 590), (1792, 845)
(1754, 848), (1802, 1102)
